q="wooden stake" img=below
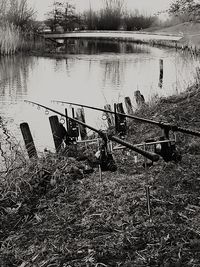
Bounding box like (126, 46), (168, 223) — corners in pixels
(116, 103), (127, 136)
(125, 96), (133, 115)
(114, 103), (119, 133)
(146, 185), (151, 217)
(65, 108), (69, 131)
(144, 144), (151, 217)
(20, 122), (37, 159)
(104, 104), (114, 127)
(99, 164), (102, 182)
(76, 107), (87, 140)
(49, 115), (65, 152)
(116, 102), (125, 114)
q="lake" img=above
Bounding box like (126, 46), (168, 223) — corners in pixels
(0, 39), (199, 153)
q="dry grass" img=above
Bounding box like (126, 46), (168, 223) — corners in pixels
(154, 21), (200, 49)
(0, 22), (21, 55)
(0, 22), (46, 55)
(1, 84), (200, 266)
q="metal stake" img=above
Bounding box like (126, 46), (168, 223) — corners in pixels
(144, 144), (151, 217)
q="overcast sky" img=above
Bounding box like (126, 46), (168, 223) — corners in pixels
(28, 0), (172, 20)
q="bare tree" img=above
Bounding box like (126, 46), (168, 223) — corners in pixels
(7, 0), (35, 30)
(45, 1), (78, 32)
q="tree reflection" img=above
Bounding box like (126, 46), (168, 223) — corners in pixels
(0, 55), (35, 100)
(63, 39), (150, 55)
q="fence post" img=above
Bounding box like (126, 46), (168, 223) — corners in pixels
(125, 96), (133, 115)
(20, 122), (37, 159)
(76, 107), (87, 140)
(49, 115), (65, 152)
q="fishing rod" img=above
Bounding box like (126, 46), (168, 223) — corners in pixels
(24, 100), (159, 162)
(52, 100), (200, 138)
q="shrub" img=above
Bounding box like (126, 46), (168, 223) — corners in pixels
(123, 10), (156, 31)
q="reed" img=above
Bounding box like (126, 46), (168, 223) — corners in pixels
(0, 22), (45, 55)
(0, 22), (21, 55)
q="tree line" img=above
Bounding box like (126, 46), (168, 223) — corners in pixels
(44, 0), (156, 32)
(44, 0), (200, 33)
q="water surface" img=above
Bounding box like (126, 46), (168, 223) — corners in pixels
(0, 40), (199, 152)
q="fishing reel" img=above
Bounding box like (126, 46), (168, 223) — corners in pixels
(115, 113), (127, 137)
(96, 139), (117, 172)
(154, 136), (181, 162)
(118, 118), (127, 137)
(68, 119), (79, 139)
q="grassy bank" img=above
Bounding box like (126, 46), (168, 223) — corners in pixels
(1, 81), (200, 266)
(152, 22), (200, 50)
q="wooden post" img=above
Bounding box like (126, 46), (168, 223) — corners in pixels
(104, 104), (114, 127)
(76, 107), (87, 140)
(68, 107), (79, 140)
(134, 90), (145, 107)
(124, 97), (133, 115)
(116, 103), (127, 136)
(72, 107), (75, 118)
(20, 122), (37, 159)
(159, 59), (163, 88)
(116, 103), (125, 115)
(65, 108), (69, 131)
(114, 103), (119, 133)
(49, 115), (65, 152)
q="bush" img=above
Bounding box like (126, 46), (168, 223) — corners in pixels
(83, 0), (124, 30)
(123, 10), (156, 31)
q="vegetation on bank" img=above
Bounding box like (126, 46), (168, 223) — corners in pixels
(44, 0), (200, 33)
(45, 0), (156, 32)
(1, 79), (200, 265)
(0, 0), (44, 55)
(0, 22), (21, 55)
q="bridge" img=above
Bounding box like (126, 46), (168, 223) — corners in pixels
(43, 31), (183, 42)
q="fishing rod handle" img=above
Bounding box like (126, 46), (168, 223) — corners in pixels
(160, 123), (200, 137)
(171, 125), (200, 137)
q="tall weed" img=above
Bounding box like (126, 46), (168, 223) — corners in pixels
(0, 22), (21, 55)
(0, 22), (45, 55)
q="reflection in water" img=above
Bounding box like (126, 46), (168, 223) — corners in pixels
(0, 41), (199, 152)
(103, 60), (124, 88)
(0, 55), (35, 100)
(63, 39), (151, 54)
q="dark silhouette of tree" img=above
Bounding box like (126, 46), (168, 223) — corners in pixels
(45, 1), (78, 32)
(45, 1), (63, 32)
(0, 0), (35, 30)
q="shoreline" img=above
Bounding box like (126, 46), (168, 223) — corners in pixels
(35, 30), (199, 57)
(1, 78), (200, 266)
